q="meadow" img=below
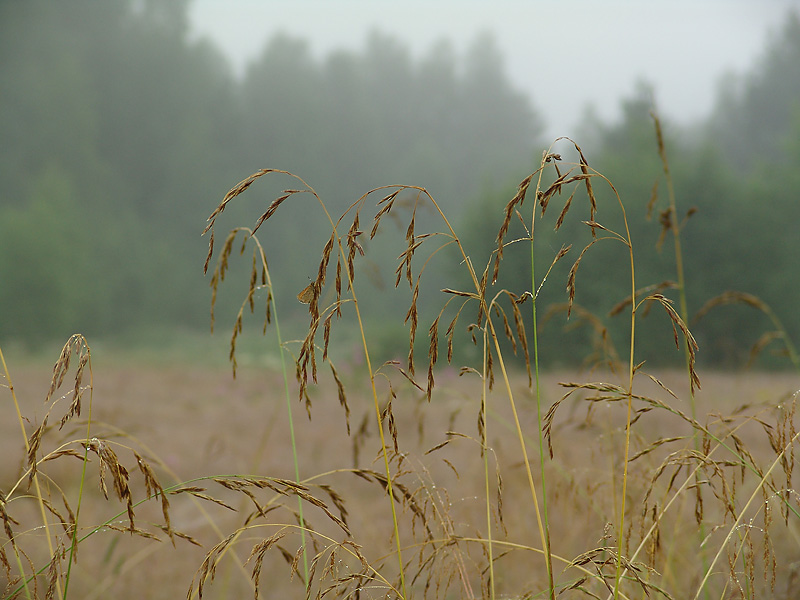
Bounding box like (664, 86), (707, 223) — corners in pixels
(2, 123), (799, 599)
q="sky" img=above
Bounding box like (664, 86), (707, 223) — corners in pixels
(189, 0), (798, 141)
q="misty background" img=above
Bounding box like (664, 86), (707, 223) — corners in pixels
(2, 0), (799, 369)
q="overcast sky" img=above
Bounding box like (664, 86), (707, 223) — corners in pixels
(189, 0), (798, 141)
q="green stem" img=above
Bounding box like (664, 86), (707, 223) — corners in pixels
(267, 275), (311, 585)
(530, 229), (555, 600)
(613, 191), (637, 600)
(481, 327), (495, 600)
(63, 339), (93, 599)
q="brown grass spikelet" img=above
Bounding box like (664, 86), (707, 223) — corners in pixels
(646, 293), (701, 392)
(168, 487), (234, 511)
(346, 214), (364, 284)
(203, 168), (273, 271)
(566, 239), (600, 318)
(190, 531), (237, 599)
(204, 169), (270, 230)
(444, 303), (468, 364)
(83, 438), (135, 529)
(0, 497), (19, 542)
(476, 265), (489, 327)
(508, 293), (532, 385)
(495, 303), (516, 355)
(317, 311), (333, 362)
(40, 497), (73, 536)
(485, 343), (494, 390)
(427, 316), (440, 401)
(252, 190), (298, 236)
(44, 540), (63, 600)
(317, 484), (349, 529)
(382, 390), (400, 456)
(134, 451), (172, 543)
(318, 232), (336, 289)
(575, 142), (598, 231)
(608, 281), (678, 318)
(297, 490), (351, 537)
(46, 339), (74, 404)
(44, 335), (91, 429)
(405, 282), (420, 376)
(493, 173), (533, 283)
(554, 186), (577, 231)
(26, 416), (48, 486)
(329, 361), (350, 435)
(538, 171), (571, 215)
(370, 189), (400, 239)
(247, 532), (287, 600)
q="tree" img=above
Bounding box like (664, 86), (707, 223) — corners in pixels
(709, 11), (800, 173)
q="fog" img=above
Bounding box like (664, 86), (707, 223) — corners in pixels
(2, 0), (800, 368)
(189, 0), (795, 140)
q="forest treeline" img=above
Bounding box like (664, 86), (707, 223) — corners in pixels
(1, 0), (798, 368)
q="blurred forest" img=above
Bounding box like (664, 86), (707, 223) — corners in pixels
(1, 0), (799, 369)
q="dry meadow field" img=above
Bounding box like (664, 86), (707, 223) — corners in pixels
(3, 352), (798, 599)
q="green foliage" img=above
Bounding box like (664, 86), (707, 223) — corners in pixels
(709, 12), (800, 173)
(0, 0), (543, 347)
(459, 51), (800, 368)
(2, 0), (799, 369)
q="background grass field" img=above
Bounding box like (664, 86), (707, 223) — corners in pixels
(3, 350), (798, 598)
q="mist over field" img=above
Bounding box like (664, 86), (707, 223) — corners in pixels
(2, 0), (800, 368)
(4, 4), (800, 599)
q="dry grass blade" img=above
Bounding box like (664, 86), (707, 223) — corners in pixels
(428, 316), (440, 401)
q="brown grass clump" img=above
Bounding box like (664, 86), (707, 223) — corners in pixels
(2, 123), (799, 600)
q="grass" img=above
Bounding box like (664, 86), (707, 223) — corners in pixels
(2, 120), (799, 599)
